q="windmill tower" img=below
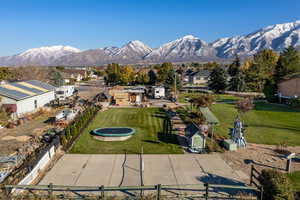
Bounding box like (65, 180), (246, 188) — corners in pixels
(230, 117), (247, 148)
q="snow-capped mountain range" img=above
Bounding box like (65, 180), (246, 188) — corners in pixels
(1, 20), (300, 66)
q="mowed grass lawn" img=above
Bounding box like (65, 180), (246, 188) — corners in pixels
(179, 92), (241, 103)
(211, 102), (300, 146)
(70, 108), (183, 154)
(287, 171), (300, 191)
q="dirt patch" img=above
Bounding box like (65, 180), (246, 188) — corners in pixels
(0, 109), (61, 155)
(221, 143), (300, 181)
(2, 135), (31, 142)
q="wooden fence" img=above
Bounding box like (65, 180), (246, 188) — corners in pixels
(2, 183), (262, 200)
(250, 165), (263, 200)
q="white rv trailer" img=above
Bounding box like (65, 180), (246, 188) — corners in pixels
(55, 85), (75, 101)
(153, 86), (165, 99)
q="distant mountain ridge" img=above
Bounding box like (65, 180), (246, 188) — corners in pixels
(1, 20), (300, 66)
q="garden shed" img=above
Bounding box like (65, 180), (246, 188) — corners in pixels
(185, 122), (206, 153)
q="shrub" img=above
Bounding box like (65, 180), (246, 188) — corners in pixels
(263, 79), (278, 103)
(259, 169), (294, 200)
(236, 97), (255, 113)
(60, 134), (67, 146)
(189, 94), (215, 108)
(65, 127), (71, 140)
(288, 98), (300, 108)
(206, 138), (224, 153)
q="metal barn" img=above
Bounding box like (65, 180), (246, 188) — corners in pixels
(0, 80), (56, 117)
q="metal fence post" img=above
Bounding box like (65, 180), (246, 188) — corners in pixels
(250, 165), (254, 186)
(259, 186), (264, 200)
(101, 185), (104, 199)
(48, 183), (53, 198)
(156, 184), (161, 200)
(3, 186), (10, 198)
(204, 183), (209, 200)
(286, 158), (292, 173)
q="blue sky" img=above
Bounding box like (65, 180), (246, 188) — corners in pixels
(0, 0), (300, 56)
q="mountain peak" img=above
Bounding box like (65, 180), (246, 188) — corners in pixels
(21, 45), (80, 54)
(182, 35), (198, 40)
(127, 40), (144, 45)
(1, 20), (300, 66)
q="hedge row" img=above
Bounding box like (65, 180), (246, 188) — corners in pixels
(60, 105), (99, 148)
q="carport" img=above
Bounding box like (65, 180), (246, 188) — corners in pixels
(199, 107), (219, 138)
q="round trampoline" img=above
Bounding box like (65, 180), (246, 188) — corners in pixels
(91, 127), (135, 141)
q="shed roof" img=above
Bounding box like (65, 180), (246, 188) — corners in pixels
(200, 107), (220, 125)
(0, 80), (55, 101)
(185, 123), (200, 137)
(190, 70), (211, 77)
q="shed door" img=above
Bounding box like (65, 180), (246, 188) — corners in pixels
(192, 135), (203, 148)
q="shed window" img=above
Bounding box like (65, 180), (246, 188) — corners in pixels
(34, 100), (38, 109)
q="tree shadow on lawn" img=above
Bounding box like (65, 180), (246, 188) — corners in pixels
(152, 110), (168, 119)
(246, 123), (300, 132)
(157, 132), (180, 145)
(142, 139), (161, 144)
(151, 114), (167, 119)
(254, 102), (300, 113)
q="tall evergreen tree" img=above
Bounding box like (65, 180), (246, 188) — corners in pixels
(164, 69), (181, 90)
(228, 54), (241, 77)
(105, 63), (121, 85)
(49, 70), (64, 87)
(275, 46), (300, 80)
(229, 69), (246, 92)
(148, 69), (157, 85)
(208, 66), (228, 93)
(244, 49), (279, 92)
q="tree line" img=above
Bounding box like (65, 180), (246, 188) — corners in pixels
(104, 62), (181, 90)
(208, 46), (300, 100)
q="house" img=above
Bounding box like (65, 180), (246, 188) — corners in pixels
(62, 69), (89, 82)
(278, 76), (300, 99)
(0, 80), (56, 117)
(188, 70), (211, 85)
(183, 69), (194, 82)
(185, 123), (206, 153)
(108, 86), (145, 106)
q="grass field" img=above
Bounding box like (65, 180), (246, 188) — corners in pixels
(178, 92), (241, 103)
(211, 102), (300, 146)
(287, 171), (300, 191)
(70, 108), (183, 154)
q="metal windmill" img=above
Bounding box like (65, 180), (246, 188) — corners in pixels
(230, 117), (247, 148)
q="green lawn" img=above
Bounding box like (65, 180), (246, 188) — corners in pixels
(178, 92), (241, 103)
(70, 108), (183, 154)
(211, 102), (300, 146)
(287, 171), (300, 191)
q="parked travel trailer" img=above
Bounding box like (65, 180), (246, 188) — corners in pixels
(55, 85), (75, 101)
(153, 86), (165, 99)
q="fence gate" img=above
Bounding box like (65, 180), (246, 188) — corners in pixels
(250, 165), (264, 200)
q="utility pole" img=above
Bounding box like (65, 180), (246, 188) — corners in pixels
(174, 72), (177, 102)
